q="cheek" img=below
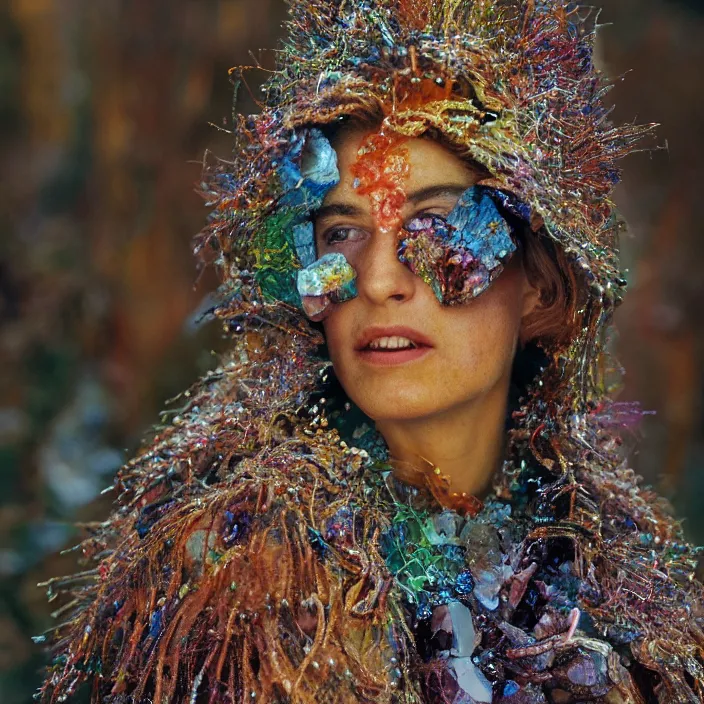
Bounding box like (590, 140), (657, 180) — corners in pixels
(443, 304), (520, 385)
(321, 305), (354, 367)
(426, 279), (526, 407)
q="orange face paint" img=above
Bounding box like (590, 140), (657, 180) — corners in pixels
(350, 129), (409, 234)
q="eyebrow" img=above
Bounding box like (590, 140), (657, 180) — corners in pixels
(314, 183), (470, 223)
(314, 202), (364, 221)
(406, 183), (469, 204)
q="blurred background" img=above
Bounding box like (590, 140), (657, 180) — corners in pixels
(0, 0), (703, 700)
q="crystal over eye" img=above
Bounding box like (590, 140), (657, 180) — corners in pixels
(396, 186), (517, 306)
(404, 214), (452, 238)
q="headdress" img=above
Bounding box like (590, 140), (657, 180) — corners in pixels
(39, 2), (704, 703)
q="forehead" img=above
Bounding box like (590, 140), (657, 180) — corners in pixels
(326, 127), (480, 203)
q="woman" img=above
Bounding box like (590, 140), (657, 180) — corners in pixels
(38, 0), (704, 702)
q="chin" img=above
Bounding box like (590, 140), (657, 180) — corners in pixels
(353, 387), (446, 423)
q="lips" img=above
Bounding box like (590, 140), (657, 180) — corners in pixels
(355, 325), (434, 352)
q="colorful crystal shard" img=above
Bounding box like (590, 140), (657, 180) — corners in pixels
(278, 128), (340, 210)
(398, 185), (517, 305)
(277, 128), (340, 268)
(296, 252), (358, 321)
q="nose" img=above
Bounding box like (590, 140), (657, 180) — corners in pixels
(355, 227), (417, 306)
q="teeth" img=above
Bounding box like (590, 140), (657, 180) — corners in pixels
(368, 336), (417, 350)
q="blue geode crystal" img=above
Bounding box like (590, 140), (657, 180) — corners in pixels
(276, 128), (340, 267)
(445, 186), (516, 271)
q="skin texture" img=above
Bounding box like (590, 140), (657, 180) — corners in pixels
(317, 128), (541, 499)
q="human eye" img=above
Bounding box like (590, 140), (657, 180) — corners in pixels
(323, 226), (369, 246)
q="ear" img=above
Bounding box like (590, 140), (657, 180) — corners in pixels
(518, 266), (542, 347)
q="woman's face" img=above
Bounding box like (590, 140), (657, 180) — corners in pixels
(316, 128), (539, 423)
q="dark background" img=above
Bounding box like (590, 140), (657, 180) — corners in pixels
(1, 1), (703, 700)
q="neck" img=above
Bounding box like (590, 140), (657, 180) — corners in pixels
(375, 378), (510, 502)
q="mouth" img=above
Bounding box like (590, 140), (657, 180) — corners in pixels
(366, 335), (419, 351)
(355, 326), (433, 366)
